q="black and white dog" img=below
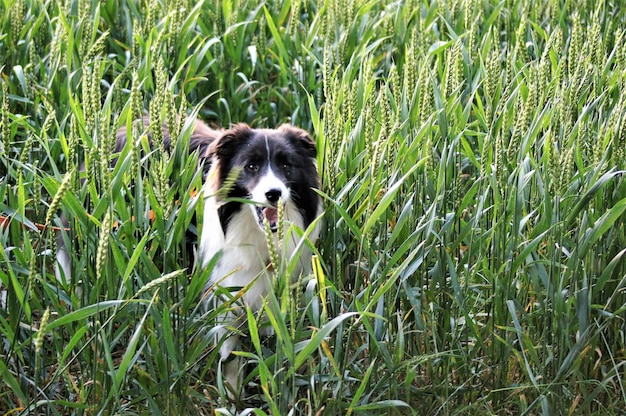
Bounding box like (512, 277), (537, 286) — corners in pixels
(196, 122), (322, 397)
(56, 119), (322, 398)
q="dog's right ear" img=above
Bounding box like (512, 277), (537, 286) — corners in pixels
(279, 125), (317, 159)
(210, 123), (253, 160)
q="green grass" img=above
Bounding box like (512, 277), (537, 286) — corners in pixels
(2, 0), (626, 414)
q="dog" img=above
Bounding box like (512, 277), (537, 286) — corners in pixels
(198, 122), (322, 398)
(56, 118), (322, 399)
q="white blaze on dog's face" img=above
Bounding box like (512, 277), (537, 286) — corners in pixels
(248, 164), (290, 232)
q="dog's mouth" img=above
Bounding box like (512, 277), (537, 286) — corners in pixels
(256, 205), (280, 233)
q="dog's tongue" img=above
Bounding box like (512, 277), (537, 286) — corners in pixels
(264, 207), (278, 230)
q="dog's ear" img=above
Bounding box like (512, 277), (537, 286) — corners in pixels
(210, 123), (253, 160)
(280, 125), (317, 159)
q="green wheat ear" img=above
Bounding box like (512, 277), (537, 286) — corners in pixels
(34, 307), (50, 355)
(418, 67), (432, 128)
(143, 0), (157, 36)
(154, 158), (170, 218)
(485, 44), (500, 120)
(463, 0), (475, 33)
(27, 234), (37, 296)
(604, 92), (623, 167)
(49, 22), (65, 67)
(45, 169), (75, 230)
(67, 115), (79, 189)
(538, 36), (553, 106)
(494, 129), (505, 191)
(84, 31), (109, 64)
(388, 64), (401, 128)
(128, 71), (143, 182)
(216, 167), (241, 200)
(87, 147), (99, 205)
(528, 64), (540, 117)
(404, 27), (418, 107)
(544, 128), (557, 193)
(264, 197), (285, 274)
(614, 97), (626, 169)
(289, 0), (301, 36)
(341, 79), (354, 134)
(322, 43), (334, 114)
(149, 56), (167, 153)
(593, 124), (607, 168)
(136, 269), (186, 297)
(130, 71), (143, 121)
(508, 85), (530, 163)
(91, 60), (103, 126)
(277, 198), (284, 248)
(513, 18), (528, 64)
(480, 133), (491, 177)
(264, 217), (279, 273)
(568, 13), (583, 79)
(81, 61), (101, 135)
(445, 40), (463, 99)
(18, 132), (34, 180)
(558, 145), (574, 195)
(10, 0), (25, 41)
(95, 210), (112, 281)
(588, 15), (604, 69)
(33, 159), (41, 217)
(77, 0), (92, 58)
(1, 82), (9, 155)
(168, 1), (185, 52)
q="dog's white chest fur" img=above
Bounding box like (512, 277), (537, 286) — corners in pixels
(199, 192), (313, 311)
(200, 195), (272, 311)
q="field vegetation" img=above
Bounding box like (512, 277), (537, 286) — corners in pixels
(1, 0), (625, 414)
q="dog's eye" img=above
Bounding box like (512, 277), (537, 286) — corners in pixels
(246, 163), (259, 172)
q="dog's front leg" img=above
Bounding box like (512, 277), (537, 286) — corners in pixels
(221, 354), (243, 400)
(215, 313), (245, 400)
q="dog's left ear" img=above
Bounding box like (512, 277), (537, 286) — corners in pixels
(210, 123), (253, 160)
(280, 125), (317, 159)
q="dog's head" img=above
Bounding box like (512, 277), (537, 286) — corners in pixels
(209, 124), (319, 233)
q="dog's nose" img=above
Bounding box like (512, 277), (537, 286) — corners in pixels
(265, 189), (282, 203)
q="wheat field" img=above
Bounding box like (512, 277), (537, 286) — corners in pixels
(1, 0), (625, 414)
